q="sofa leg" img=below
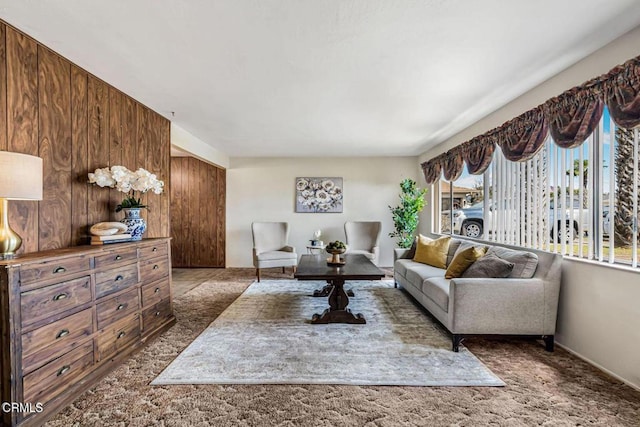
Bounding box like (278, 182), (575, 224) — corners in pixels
(543, 335), (554, 352)
(394, 281), (397, 288)
(256, 268), (260, 282)
(293, 266), (297, 274)
(282, 267), (285, 273)
(452, 334), (463, 352)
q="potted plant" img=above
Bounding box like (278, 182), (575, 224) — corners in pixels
(88, 166), (164, 240)
(388, 178), (427, 248)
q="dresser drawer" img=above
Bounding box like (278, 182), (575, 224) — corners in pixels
(22, 340), (94, 404)
(95, 313), (141, 362)
(94, 248), (138, 269)
(142, 298), (172, 334)
(20, 255), (91, 286)
(139, 242), (168, 260)
(141, 278), (170, 308)
(140, 258), (169, 284)
(21, 276), (92, 325)
(96, 287), (140, 329)
(22, 308), (93, 373)
(95, 263), (139, 299)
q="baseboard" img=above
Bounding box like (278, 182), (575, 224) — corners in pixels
(556, 342), (640, 392)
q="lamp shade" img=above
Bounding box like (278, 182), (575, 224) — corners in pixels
(0, 151), (43, 200)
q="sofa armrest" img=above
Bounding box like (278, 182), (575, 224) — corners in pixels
(448, 278), (552, 335)
(394, 248), (411, 262)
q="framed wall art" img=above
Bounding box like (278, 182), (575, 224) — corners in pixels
(295, 177), (343, 213)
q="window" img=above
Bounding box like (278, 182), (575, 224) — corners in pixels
(439, 107), (640, 267)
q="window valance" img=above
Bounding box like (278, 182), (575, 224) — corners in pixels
(421, 54), (640, 183)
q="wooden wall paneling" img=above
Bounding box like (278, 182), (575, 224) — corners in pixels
(146, 112), (162, 238)
(136, 105), (150, 230)
(160, 118), (170, 236)
(87, 76), (110, 227)
(121, 95), (137, 172)
(0, 24), (7, 151)
(189, 157), (201, 265)
(70, 66), (88, 245)
(169, 158), (183, 266)
(37, 46), (72, 250)
(1, 21), (172, 253)
(6, 27), (39, 254)
(169, 157), (225, 267)
(108, 88), (123, 221)
(216, 167), (226, 267)
(198, 158), (209, 266)
(206, 160), (217, 265)
(182, 158), (192, 266)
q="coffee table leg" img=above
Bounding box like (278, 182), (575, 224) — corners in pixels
(311, 279), (366, 324)
(312, 280), (354, 297)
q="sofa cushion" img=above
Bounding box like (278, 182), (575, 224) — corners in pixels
(445, 245), (487, 279)
(413, 235), (451, 268)
(394, 258), (416, 278)
(405, 263), (447, 285)
(421, 277), (450, 312)
(462, 252), (515, 278)
(486, 246), (538, 278)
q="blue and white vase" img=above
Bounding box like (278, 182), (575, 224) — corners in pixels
(121, 208), (146, 241)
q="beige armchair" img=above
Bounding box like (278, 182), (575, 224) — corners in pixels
(344, 221), (382, 265)
(251, 222), (298, 282)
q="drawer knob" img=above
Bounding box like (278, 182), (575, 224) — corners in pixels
(116, 304), (126, 311)
(53, 266), (66, 274)
(56, 329), (70, 339)
(152, 247), (158, 252)
(53, 293), (68, 301)
(57, 365), (71, 377)
(115, 275), (124, 281)
(115, 255), (122, 260)
(155, 311), (161, 316)
(117, 331), (126, 339)
(154, 287), (160, 293)
(153, 265), (159, 270)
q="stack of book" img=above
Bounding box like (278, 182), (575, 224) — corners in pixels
(90, 234), (133, 245)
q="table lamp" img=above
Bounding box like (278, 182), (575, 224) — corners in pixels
(0, 151), (43, 259)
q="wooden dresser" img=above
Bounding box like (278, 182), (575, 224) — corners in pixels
(0, 238), (175, 426)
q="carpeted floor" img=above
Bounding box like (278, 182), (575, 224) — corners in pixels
(46, 268), (640, 426)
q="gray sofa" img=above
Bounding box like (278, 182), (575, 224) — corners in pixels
(394, 236), (562, 352)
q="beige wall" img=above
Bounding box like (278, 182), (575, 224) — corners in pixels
(171, 123), (230, 169)
(417, 25), (640, 390)
(558, 259), (640, 389)
(226, 157), (421, 268)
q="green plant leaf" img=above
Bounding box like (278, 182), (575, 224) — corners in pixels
(388, 178), (427, 248)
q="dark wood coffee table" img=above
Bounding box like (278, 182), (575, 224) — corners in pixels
(294, 254), (385, 324)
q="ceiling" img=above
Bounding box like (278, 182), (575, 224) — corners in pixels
(2, 1), (640, 158)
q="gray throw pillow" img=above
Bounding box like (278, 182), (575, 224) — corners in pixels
(446, 239), (462, 266)
(485, 246), (539, 278)
(406, 236), (418, 259)
(462, 253), (514, 278)
(452, 241), (488, 259)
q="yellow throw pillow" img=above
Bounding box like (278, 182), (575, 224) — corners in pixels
(413, 235), (451, 268)
(445, 246), (487, 279)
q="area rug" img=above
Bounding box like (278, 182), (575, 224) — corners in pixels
(152, 280), (504, 387)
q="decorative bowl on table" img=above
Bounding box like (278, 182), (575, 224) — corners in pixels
(326, 241), (347, 265)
